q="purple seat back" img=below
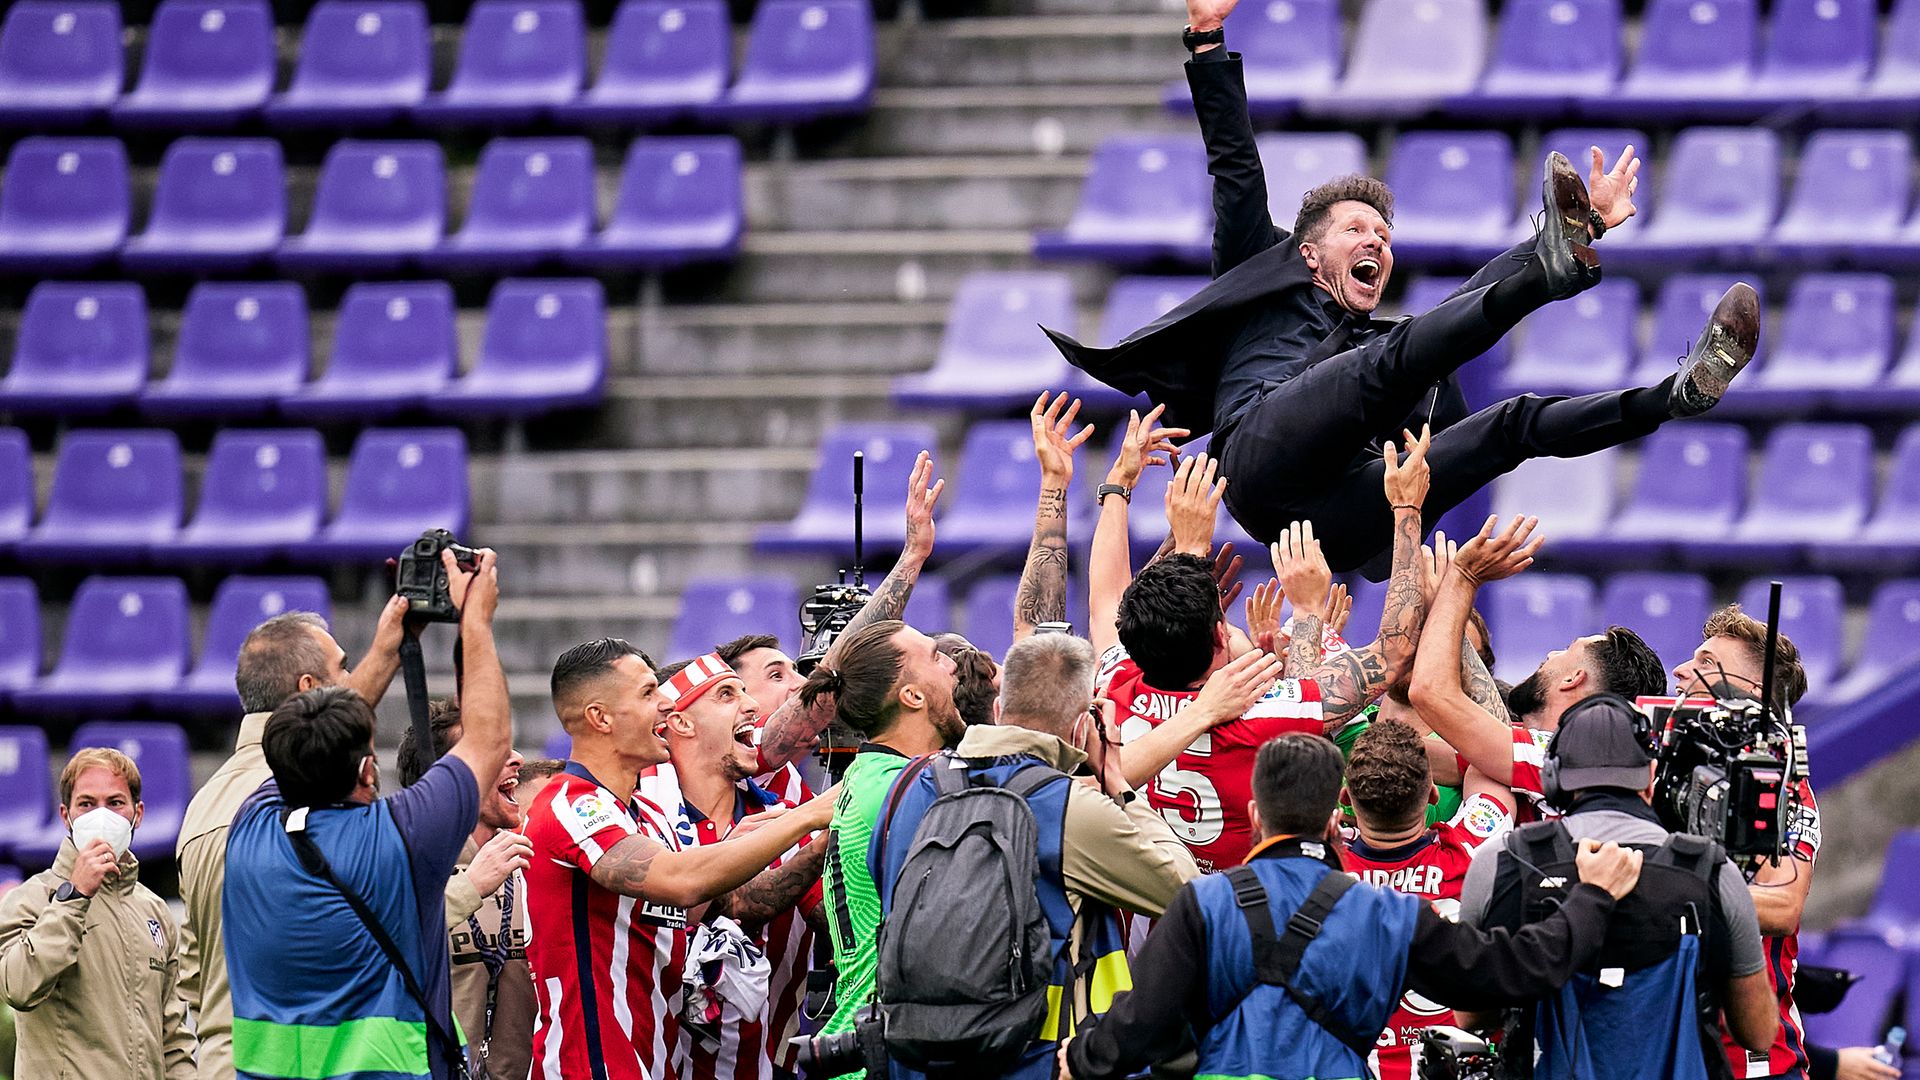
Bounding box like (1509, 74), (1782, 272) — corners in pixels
(283, 1), (431, 107)
(1762, 0), (1875, 80)
(4, 283), (148, 399)
(1877, 0), (1920, 84)
(1736, 576), (1843, 693)
(939, 421), (1053, 546)
(0, 1), (122, 114)
(1800, 934), (1903, 1046)
(1485, 0), (1622, 81)
(55, 578), (192, 687)
(302, 141), (445, 253)
(188, 430), (328, 539)
(0, 727), (51, 840)
(1765, 274), (1894, 387)
(670, 577), (798, 659)
(1254, 132), (1369, 230)
(68, 719), (191, 835)
(1600, 572), (1710, 672)
(1743, 423), (1874, 528)
(1386, 131), (1515, 240)
(0, 430), (28, 545)
(439, 0), (585, 104)
(1098, 276), (1209, 347)
(1874, 426), (1920, 522)
(1776, 130), (1909, 237)
(1065, 135), (1209, 244)
(1621, 423), (1749, 528)
(1483, 574), (1597, 684)
(592, 0), (728, 103)
(732, 0), (873, 99)
(1494, 453), (1618, 540)
(327, 282), (458, 385)
(1853, 581), (1920, 676)
(336, 428), (471, 536)
(1228, 0), (1342, 92)
(1341, 0), (1488, 96)
(1629, 0), (1758, 82)
(124, 0), (274, 109)
(473, 278), (606, 389)
(140, 138), (286, 252)
(168, 283), (310, 395)
(1512, 280), (1638, 385)
(901, 575), (951, 634)
(191, 576), (333, 682)
(1641, 275), (1764, 375)
(1648, 129), (1779, 241)
(935, 273), (1075, 380)
(786, 423), (939, 544)
(40, 431), (183, 541)
(0, 581), (40, 692)
(961, 577), (1020, 663)
(458, 137), (595, 247)
(601, 136), (741, 252)
(0, 138), (128, 254)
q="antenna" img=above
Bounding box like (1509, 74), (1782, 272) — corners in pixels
(850, 451), (866, 588)
(1758, 580), (1783, 730)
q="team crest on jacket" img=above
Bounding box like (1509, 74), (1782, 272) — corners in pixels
(147, 919), (164, 947)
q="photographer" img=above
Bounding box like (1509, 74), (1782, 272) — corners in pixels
(1456, 693), (1778, 1079)
(1060, 732), (1642, 1080)
(224, 548), (509, 1080)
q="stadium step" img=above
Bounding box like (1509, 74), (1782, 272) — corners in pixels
(634, 299), (951, 374)
(876, 17), (1182, 88)
(711, 230), (1115, 305)
(745, 154), (1091, 231)
(833, 84), (1171, 158)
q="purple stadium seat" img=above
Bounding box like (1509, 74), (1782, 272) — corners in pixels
(901, 575), (953, 635)
(0, 138), (128, 271)
(1555, 423), (1747, 564)
(0, 727), (53, 858)
(1492, 451), (1619, 547)
(1033, 135), (1210, 264)
(142, 282), (308, 419)
(1255, 133), (1370, 229)
(893, 273), (1076, 410)
(555, 0), (729, 124)
(936, 421), (1070, 556)
(265, 1), (431, 127)
(428, 279), (605, 417)
(668, 577), (798, 660)
(1799, 934), (1903, 1047)
(961, 577), (1020, 664)
(1160, 0), (1342, 115)
(570, 136), (742, 269)
(1853, 0), (1920, 113)
(166, 430), (328, 564)
(757, 423), (939, 554)
(1482, 574), (1597, 685)
(113, 0), (273, 128)
(1464, 0), (1622, 113)
(1860, 831), (1920, 932)
(0, 1), (122, 125)
(701, 0), (874, 122)
(1690, 423), (1873, 565)
(543, 732), (572, 760)
(12, 578), (190, 716)
(63, 721), (191, 863)
(1736, 575), (1843, 696)
(427, 138), (593, 270)
(1608, 0), (1757, 114)
(299, 428), (469, 563)
(16, 431), (181, 564)
(1600, 572), (1710, 672)
(151, 576), (332, 714)
(1624, 129), (1778, 262)
(1500, 280), (1637, 395)
(1633, 275), (1764, 387)
(121, 138), (285, 271)
(280, 282), (456, 419)
(0, 430), (29, 553)
(1748, 0), (1875, 105)
(1536, 129), (1651, 245)
(1066, 275), (1206, 409)
(1114, 431), (1267, 569)
(1749, 275), (1894, 403)
(1384, 132), (1515, 263)
(277, 141), (446, 272)
(0, 283), (148, 415)
(1307, 0), (1488, 117)
(0, 582), (40, 702)
(414, 0), (586, 125)
(1774, 131), (1909, 258)
(1811, 425), (1920, 571)
(1820, 581), (1920, 703)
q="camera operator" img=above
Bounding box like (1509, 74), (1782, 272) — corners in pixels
(1455, 693), (1778, 1079)
(1673, 605), (1821, 1080)
(1059, 732), (1643, 1080)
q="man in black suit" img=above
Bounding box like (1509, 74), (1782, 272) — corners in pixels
(1046, 0), (1760, 577)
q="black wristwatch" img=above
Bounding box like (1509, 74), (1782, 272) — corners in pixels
(52, 882), (86, 903)
(1096, 483), (1132, 506)
(1182, 24), (1225, 51)
(1588, 208), (1609, 241)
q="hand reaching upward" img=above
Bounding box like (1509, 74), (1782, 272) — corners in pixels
(1030, 391), (1095, 485)
(1167, 452), (1225, 557)
(1454, 513), (1543, 586)
(1587, 145), (1642, 231)
(902, 451), (944, 564)
(1382, 425), (1432, 511)
(1186, 0), (1238, 34)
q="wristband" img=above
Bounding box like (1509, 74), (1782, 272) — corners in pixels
(1096, 483), (1132, 506)
(1182, 24), (1225, 51)
(1588, 208), (1608, 241)
(1391, 503), (1420, 511)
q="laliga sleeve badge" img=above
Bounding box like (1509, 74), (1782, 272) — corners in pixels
(571, 793), (618, 833)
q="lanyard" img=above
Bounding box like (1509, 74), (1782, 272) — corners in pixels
(465, 872), (516, 1064)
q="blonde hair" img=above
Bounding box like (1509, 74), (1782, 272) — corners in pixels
(58, 747), (142, 808)
(1702, 604), (1808, 710)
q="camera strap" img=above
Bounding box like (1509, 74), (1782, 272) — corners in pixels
(398, 630), (465, 778)
(1221, 863), (1376, 1060)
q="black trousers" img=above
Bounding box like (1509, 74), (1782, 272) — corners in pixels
(1218, 280), (1675, 577)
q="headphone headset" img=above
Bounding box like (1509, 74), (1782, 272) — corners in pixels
(1539, 692), (1648, 810)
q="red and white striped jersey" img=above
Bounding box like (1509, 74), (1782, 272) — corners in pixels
(525, 765), (691, 1080)
(1343, 792), (1512, 1080)
(1100, 645), (1325, 874)
(1722, 780), (1821, 1080)
(1506, 724), (1557, 823)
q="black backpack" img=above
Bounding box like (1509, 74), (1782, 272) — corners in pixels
(873, 755), (1061, 1074)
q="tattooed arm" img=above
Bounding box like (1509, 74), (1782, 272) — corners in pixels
(837, 449), (943, 644)
(1015, 393), (1091, 639)
(1286, 614), (1325, 679)
(588, 795), (834, 908)
(708, 835), (828, 930)
(1300, 503), (1424, 726)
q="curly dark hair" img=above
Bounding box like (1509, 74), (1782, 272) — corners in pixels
(1587, 626), (1668, 702)
(1347, 718), (1431, 828)
(1292, 175), (1395, 244)
(1117, 554), (1224, 691)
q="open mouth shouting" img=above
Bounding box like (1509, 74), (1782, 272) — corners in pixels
(731, 721), (758, 751)
(496, 774), (519, 807)
(1350, 255), (1385, 299)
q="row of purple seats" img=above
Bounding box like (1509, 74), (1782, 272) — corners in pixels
(0, 427), (469, 564)
(0, 722), (191, 866)
(1500, 423), (1920, 574)
(1155, 0), (1920, 120)
(0, 575), (332, 715)
(0, 0), (871, 129)
(0, 135), (742, 273)
(0, 280), (607, 420)
(1794, 930), (1912, 1052)
(1035, 126), (1919, 268)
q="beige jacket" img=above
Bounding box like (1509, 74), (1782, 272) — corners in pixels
(0, 839), (196, 1080)
(175, 712), (272, 1080)
(445, 838), (535, 1080)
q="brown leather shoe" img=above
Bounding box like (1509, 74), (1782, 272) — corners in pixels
(1669, 282), (1761, 416)
(1536, 151), (1602, 300)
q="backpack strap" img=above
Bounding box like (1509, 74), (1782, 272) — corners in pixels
(875, 753), (938, 856)
(1000, 761), (1066, 801)
(1221, 865), (1375, 1060)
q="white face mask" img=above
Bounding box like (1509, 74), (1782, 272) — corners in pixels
(70, 806), (133, 859)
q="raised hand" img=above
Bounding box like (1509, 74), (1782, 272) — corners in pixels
(1190, 648), (1286, 727)
(450, 548), (500, 629)
(1382, 425), (1432, 511)
(1212, 542), (1245, 613)
(1454, 513), (1543, 586)
(1587, 145), (1642, 231)
(1030, 391), (1096, 485)
(1327, 583), (1353, 637)
(1419, 530), (1457, 606)
(1186, 0), (1238, 33)
(1245, 579), (1284, 655)
(1166, 452), (1225, 557)
(903, 450), (945, 563)
(1271, 520), (1332, 619)
(1106, 403), (1188, 491)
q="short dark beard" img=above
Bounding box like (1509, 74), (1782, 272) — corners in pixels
(1506, 667), (1549, 720)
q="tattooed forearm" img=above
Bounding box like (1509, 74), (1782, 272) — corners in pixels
(1375, 507), (1428, 680)
(1309, 647), (1390, 727)
(1014, 485), (1070, 636)
(838, 559), (921, 643)
(756, 692), (837, 772)
(1461, 638), (1511, 724)
(1286, 614), (1324, 679)
(588, 835), (664, 898)
(710, 838), (828, 929)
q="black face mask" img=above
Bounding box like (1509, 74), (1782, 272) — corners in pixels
(1507, 668), (1549, 718)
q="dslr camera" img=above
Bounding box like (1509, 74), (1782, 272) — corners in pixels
(790, 1009), (888, 1077)
(1635, 693), (1807, 863)
(394, 528), (481, 623)
(1419, 1026), (1505, 1080)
